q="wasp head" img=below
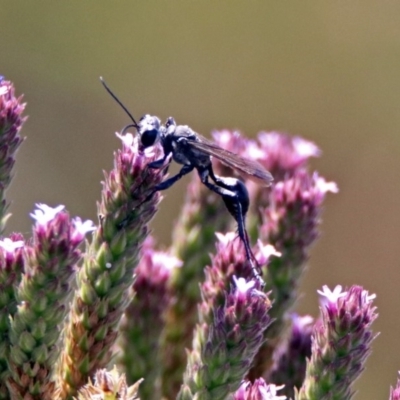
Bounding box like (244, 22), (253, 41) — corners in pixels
(138, 115), (162, 151)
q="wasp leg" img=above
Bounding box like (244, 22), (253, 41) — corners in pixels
(147, 153), (171, 169)
(153, 164), (194, 192)
(198, 166), (264, 285)
(120, 163), (195, 229)
(140, 163), (195, 206)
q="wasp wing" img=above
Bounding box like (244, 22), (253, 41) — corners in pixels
(187, 135), (273, 186)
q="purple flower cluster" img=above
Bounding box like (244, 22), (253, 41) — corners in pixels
(390, 375), (400, 400)
(297, 285), (377, 399)
(119, 237), (181, 399)
(57, 132), (168, 398)
(1, 204), (94, 400)
(0, 77), (385, 400)
(0, 78), (25, 233)
(179, 276), (272, 400)
(268, 314), (314, 399)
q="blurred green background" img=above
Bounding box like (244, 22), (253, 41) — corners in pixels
(1, 2), (399, 398)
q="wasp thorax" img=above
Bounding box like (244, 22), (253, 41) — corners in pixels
(139, 115), (161, 148)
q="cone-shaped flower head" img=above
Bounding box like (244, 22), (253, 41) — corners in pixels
(179, 276), (272, 400)
(250, 171), (337, 379)
(255, 132), (320, 181)
(260, 171), (338, 263)
(296, 285), (378, 400)
(7, 204), (93, 400)
(57, 132), (167, 398)
(120, 237), (180, 399)
(74, 366), (142, 400)
(268, 314), (314, 399)
(0, 234), (25, 399)
(0, 77), (26, 233)
(199, 232), (279, 324)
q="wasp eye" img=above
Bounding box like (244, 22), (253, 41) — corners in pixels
(141, 129), (159, 147)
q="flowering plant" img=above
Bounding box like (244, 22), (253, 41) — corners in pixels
(0, 77), (386, 400)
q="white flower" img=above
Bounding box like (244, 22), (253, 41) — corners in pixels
(236, 380), (286, 400)
(256, 241), (281, 263)
(361, 289), (376, 304)
(233, 275), (255, 293)
(245, 141), (265, 160)
(313, 173), (339, 194)
(0, 86), (8, 96)
(0, 238), (24, 253)
(30, 204), (65, 225)
(215, 231), (237, 245)
(115, 132), (135, 147)
(73, 218), (96, 235)
(317, 285), (347, 306)
(259, 383), (286, 400)
(291, 313), (314, 330)
(293, 136), (321, 159)
(152, 252), (182, 270)
(258, 131), (282, 147)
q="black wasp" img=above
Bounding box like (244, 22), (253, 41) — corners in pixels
(101, 78), (273, 284)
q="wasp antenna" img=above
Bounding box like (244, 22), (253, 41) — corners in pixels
(121, 123), (138, 136)
(100, 77), (139, 129)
